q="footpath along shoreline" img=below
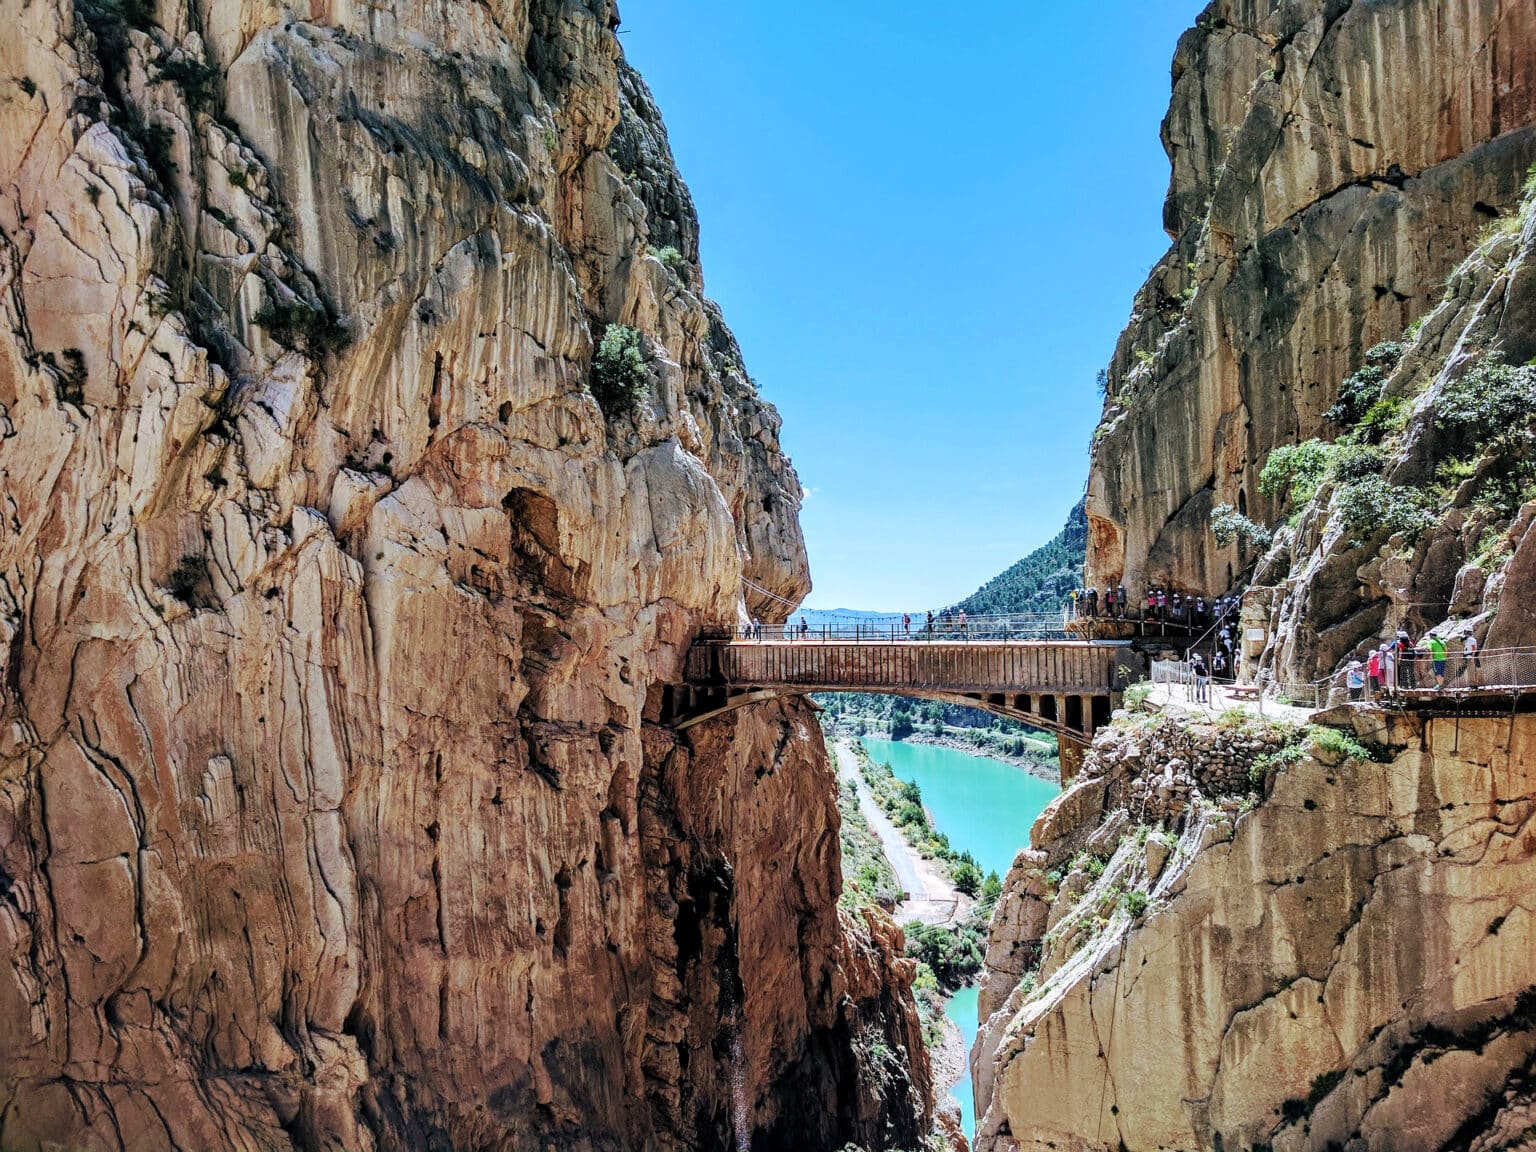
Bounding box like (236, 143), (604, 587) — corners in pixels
(833, 740), (960, 925)
(832, 739), (970, 1127)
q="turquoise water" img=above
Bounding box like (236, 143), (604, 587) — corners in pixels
(860, 738), (1059, 1140)
(861, 739), (1059, 879)
(944, 984), (981, 1134)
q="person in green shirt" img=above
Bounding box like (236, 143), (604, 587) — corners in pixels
(1427, 634), (1448, 688)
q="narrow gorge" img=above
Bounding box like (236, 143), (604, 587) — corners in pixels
(3, 0), (1536, 1151)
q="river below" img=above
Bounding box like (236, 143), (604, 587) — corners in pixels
(860, 737), (1059, 1140)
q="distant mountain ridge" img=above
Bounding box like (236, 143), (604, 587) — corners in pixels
(795, 501), (1086, 621)
(950, 498), (1086, 616)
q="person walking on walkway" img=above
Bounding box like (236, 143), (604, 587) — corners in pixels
(902, 612), (911, 636)
(926, 610), (935, 636)
(1396, 630), (1415, 689)
(1367, 646), (1383, 699)
(1117, 584), (1127, 618)
(1104, 585), (1116, 618)
(1086, 588), (1098, 618)
(1427, 633), (1448, 688)
(1191, 652), (1210, 703)
(1346, 659), (1365, 702)
(1464, 632), (1480, 686)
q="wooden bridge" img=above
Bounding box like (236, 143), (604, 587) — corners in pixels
(668, 638), (1139, 765)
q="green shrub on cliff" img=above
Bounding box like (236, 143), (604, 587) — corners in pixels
(1209, 503), (1273, 549)
(1331, 443), (1386, 483)
(1325, 342), (1406, 428)
(1259, 439), (1332, 505)
(254, 297), (350, 357)
(590, 323), (650, 417)
(648, 245), (686, 274)
(1350, 395), (1408, 444)
(1335, 476), (1435, 545)
(1436, 359), (1536, 443)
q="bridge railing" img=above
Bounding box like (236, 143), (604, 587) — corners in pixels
(1145, 646), (1536, 710)
(688, 638), (1122, 694)
(718, 611), (1070, 643)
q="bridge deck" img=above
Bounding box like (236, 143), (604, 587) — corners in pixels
(686, 639), (1124, 693)
(675, 639), (1134, 753)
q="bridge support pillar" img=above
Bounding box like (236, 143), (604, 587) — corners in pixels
(1059, 736), (1088, 786)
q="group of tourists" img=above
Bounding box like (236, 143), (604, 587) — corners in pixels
(1344, 629), (1478, 699)
(1069, 584), (1243, 629)
(1184, 623), (1244, 703)
(926, 608), (968, 635)
(740, 617), (811, 639)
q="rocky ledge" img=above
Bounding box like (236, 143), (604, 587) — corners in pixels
(973, 703), (1536, 1152)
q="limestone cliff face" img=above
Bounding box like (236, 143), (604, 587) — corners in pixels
(1252, 176), (1536, 682)
(973, 709), (1536, 1152)
(0, 2), (929, 1149)
(1086, 0), (1536, 596)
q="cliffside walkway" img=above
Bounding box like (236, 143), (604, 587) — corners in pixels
(668, 634), (1136, 749)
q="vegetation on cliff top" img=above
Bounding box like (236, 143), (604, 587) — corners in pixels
(1227, 165), (1536, 570)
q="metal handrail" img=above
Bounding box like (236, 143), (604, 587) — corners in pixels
(722, 613), (1071, 643)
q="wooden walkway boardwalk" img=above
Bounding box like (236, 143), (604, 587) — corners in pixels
(670, 639), (1136, 750)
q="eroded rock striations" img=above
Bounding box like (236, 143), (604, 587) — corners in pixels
(972, 2), (1536, 1147)
(0, 1), (929, 1149)
(1085, 0), (1536, 597)
(974, 707), (1536, 1152)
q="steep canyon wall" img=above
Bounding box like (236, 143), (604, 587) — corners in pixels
(974, 708), (1536, 1152)
(1086, 0), (1536, 598)
(0, 1), (929, 1149)
(972, 2), (1536, 1148)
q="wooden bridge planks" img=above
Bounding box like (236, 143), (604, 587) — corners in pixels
(697, 641), (1117, 695)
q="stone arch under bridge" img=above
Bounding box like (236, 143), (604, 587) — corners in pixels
(665, 639), (1142, 781)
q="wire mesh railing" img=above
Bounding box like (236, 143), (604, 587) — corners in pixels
(1146, 647), (1536, 713)
(1363, 647), (1536, 698)
(720, 611), (1072, 643)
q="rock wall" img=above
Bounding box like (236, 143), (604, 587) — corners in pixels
(1250, 171), (1536, 683)
(973, 707), (1536, 1151)
(0, 1), (929, 1149)
(1086, 0), (1536, 598)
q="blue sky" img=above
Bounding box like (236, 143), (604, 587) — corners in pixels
(621, 2), (1208, 610)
